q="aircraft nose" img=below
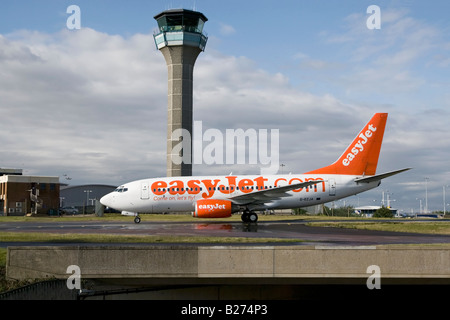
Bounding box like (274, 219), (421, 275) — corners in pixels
(100, 193), (113, 207)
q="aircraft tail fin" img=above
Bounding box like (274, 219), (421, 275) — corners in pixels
(305, 113), (388, 176)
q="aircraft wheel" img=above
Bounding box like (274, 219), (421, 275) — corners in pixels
(134, 216), (141, 224)
(248, 212), (258, 223)
(241, 211), (258, 223)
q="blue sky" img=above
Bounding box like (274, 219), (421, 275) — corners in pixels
(1, 1), (449, 213)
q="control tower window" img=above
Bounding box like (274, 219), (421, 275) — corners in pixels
(158, 15), (205, 33)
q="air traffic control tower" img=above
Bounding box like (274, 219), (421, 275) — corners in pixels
(153, 9), (208, 177)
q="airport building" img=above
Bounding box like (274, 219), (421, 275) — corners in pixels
(354, 205), (398, 217)
(0, 168), (23, 176)
(0, 175), (60, 216)
(0, 175), (115, 216)
(60, 184), (116, 213)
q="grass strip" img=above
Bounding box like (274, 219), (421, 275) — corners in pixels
(0, 231), (300, 244)
(307, 221), (450, 235)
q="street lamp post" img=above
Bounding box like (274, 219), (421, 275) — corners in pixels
(84, 190), (92, 214)
(416, 198), (422, 216)
(444, 185), (449, 216)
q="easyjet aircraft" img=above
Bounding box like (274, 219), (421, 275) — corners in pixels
(100, 113), (410, 223)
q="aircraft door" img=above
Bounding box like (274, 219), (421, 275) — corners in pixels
(329, 179), (336, 196)
(141, 182), (150, 200)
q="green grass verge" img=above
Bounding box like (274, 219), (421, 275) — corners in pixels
(0, 249), (6, 268)
(0, 231), (300, 244)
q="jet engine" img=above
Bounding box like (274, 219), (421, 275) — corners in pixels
(193, 199), (236, 218)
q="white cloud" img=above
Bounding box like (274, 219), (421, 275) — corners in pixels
(0, 29), (368, 185)
(219, 23), (236, 36)
(315, 8), (448, 105)
(0, 29), (168, 183)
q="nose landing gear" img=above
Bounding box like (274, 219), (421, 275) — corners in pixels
(122, 211), (141, 223)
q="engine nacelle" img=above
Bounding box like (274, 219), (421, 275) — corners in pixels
(193, 199), (234, 218)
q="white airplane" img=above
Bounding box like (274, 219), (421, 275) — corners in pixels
(100, 113), (410, 223)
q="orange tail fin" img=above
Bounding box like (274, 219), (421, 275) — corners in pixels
(305, 113), (388, 176)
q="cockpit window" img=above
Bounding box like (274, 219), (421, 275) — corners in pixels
(114, 186), (128, 193)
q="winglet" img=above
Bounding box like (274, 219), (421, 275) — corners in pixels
(305, 113), (388, 175)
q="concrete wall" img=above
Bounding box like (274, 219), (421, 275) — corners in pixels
(4, 245), (450, 299)
(7, 245), (450, 283)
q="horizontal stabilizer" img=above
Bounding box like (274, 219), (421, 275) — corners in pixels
(354, 168), (412, 183)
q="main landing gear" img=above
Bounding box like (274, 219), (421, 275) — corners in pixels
(134, 215), (141, 224)
(241, 210), (258, 223)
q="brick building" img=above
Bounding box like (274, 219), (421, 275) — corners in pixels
(0, 175), (60, 216)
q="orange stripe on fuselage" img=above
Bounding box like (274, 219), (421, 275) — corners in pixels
(150, 176), (326, 199)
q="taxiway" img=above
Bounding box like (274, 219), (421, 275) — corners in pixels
(1, 218), (449, 247)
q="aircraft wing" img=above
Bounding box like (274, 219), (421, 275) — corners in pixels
(354, 168), (412, 183)
(228, 180), (323, 205)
